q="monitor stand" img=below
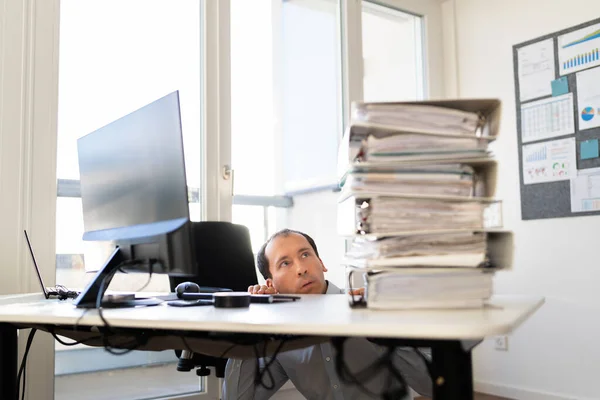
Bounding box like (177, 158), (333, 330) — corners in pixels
(73, 248), (161, 309)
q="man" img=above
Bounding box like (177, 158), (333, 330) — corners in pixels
(223, 229), (432, 400)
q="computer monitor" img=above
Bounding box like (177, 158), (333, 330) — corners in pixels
(74, 91), (197, 308)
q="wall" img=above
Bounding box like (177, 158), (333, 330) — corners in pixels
(277, 0), (346, 289)
(446, 1), (600, 399)
(283, 191), (346, 289)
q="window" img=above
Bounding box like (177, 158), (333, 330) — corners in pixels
(56, 1), (204, 398)
(362, 1), (425, 102)
(230, 0), (342, 199)
(230, 0), (342, 270)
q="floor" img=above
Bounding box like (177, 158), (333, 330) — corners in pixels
(55, 363), (203, 400)
(56, 362), (513, 400)
(417, 394), (511, 400)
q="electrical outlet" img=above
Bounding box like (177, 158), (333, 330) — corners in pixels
(493, 335), (508, 351)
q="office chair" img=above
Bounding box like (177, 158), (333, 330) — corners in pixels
(170, 221), (259, 378)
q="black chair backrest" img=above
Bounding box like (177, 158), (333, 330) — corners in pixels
(170, 221), (259, 292)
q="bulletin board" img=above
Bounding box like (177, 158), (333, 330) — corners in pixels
(513, 17), (600, 220)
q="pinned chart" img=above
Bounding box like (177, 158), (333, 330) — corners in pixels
(571, 167), (600, 212)
(559, 23), (600, 75)
(517, 39), (556, 102)
(520, 94), (575, 143)
(576, 66), (600, 131)
(522, 138), (576, 185)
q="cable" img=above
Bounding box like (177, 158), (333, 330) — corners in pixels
(74, 308), (90, 330)
(97, 278), (146, 356)
(218, 343), (238, 359)
(48, 328), (103, 347)
(347, 269), (366, 307)
(94, 259), (155, 356)
(252, 337), (289, 391)
(181, 336), (194, 353)
(415, 348), (434, 380)
(331, 337), (409, 399)
(134, 264), (154, 293)
(16, 328), (37, 400)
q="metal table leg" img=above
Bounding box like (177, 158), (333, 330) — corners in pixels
(0, 324), (18, 400)
(431, 340), (473, 400)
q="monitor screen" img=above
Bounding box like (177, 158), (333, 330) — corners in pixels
(78, 91), (189, 238)
(77, 91), (196, 277)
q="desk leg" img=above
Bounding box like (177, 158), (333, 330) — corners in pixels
(0, 324), (17, 400)
(431, 340), (473, 400)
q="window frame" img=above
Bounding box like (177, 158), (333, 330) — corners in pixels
(365, 0), (446, 100)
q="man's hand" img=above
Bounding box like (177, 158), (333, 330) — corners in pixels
(348, 288), (365, 297)
(248, 284), (277, 295)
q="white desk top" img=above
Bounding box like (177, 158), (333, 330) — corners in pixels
(0, 293), (543, 340)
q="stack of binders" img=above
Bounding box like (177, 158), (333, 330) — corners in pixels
(337, 99), (512, 310)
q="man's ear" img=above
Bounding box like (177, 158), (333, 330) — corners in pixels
(319, 258), (328, 273)
(266, 278), (274, 288)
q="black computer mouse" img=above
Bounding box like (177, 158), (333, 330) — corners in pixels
(175, 282), (201, 298)
(175, 282), (233, 298)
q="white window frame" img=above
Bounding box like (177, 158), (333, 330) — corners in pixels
(204, 0), (233, 223)
(361, 0), (446, 100)
(1, 0), (60, 399)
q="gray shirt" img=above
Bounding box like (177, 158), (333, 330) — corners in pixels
(222, 282), (432, 400)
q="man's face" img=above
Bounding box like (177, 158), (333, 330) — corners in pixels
(265, 233), (328, 294)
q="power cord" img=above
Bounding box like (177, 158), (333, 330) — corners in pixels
(16, 328), (37, 400)
(347, 269), (366, 307)
(94, 258), (158, 356)
(331, 337), (409, 399)
(252, 337), (288, 391)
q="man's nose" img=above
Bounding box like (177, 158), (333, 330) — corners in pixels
(296, 260), (307, 276)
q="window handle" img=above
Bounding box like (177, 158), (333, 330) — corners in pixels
(223, 165), (234, 195)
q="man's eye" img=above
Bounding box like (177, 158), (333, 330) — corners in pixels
(280, 261), (289, 267)
(301, 252), (309, 258)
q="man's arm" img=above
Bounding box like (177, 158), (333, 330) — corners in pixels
(392, 347), (433, 398)
(222, 357), (289, 400)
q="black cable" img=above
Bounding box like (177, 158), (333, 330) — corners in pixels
(347, 269), (367, 307)
(331, 337), (409, 399)
(94, 259), (154, 356)
(332, 337), (382, 398)
(48, 328), (103, 346)
(181, 336), (194, 353)
(252, 337), (288, 391)
(16, 328), (37, 400)
(253, 343), (273, 390)
(96, 265), (116, 332)
(74, 308), (89, 330)
(134, 263), (154, 293)
(414, 348), (434, 380)
(218, 343), (238, 359)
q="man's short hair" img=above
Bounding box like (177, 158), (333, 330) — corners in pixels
(256, 229), (320, 279)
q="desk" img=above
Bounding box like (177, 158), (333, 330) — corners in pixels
(0, 293), (543, 400)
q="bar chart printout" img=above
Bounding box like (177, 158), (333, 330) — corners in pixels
(559, 23), (600, 75)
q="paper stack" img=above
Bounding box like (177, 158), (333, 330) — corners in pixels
(337, 99), (512, 310)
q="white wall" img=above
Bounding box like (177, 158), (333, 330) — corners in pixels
(284, 191), (346, 289)
(277, 0), (346, 290)
(445, 1), (600, 399)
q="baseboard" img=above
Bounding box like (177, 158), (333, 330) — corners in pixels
(475, 380), (591, 400)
